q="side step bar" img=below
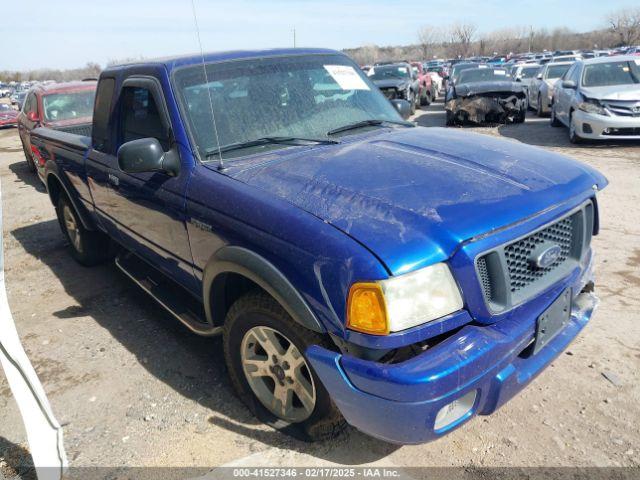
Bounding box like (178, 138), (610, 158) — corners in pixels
(115, 252), (222, 336)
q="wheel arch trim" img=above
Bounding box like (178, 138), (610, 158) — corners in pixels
(45, 168), (95, 231)
(203, 246), (325, 333)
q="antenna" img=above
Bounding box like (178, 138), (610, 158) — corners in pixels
(190, 0), (224, 170)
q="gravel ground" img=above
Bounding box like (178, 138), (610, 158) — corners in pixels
(0, 97), (639, 475)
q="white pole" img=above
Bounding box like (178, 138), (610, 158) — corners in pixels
(0, 182), (67, 480)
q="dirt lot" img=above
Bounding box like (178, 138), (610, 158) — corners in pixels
(1, 97), (639, 475)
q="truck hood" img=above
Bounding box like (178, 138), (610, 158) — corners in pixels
(226, 127), (607, 275)
(581, 84), (640, 101)
(372, 79), (410, 90)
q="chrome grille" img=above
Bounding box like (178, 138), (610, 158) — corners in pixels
(475, 202), (594, 311)
(602, 100), (640, 117)
(504, 216), (573, 293)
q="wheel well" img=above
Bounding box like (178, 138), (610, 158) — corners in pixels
(209, 272), (265, 326)
(46, 174), (63, 206)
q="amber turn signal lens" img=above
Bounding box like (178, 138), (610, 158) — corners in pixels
(346, 282), (389, 335)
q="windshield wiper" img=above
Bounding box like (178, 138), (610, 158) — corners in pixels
(205, 136), (340, 159)
(327, 119), (413, 136)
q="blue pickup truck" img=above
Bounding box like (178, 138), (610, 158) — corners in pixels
(30, 48), (607, 444)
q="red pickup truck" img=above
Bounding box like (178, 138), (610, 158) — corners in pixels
(411, 61), (436, 106)
(17, 80), (96, 181)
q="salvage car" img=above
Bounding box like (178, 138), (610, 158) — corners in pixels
(445, 66), (527, 125)
(528, 62), (573, 116)
(551, 56), (640, 143)
(369, 62), (420, 114)
(411, 61), (436, 105)
(17, 81), (97, 177)
(29, 48), (606, 444)
(0, 103), (18, 128)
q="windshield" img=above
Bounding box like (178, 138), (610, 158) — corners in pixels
(457, 68), (509, 84)
(451, 64), (479, 82)
(520, 66), (540, 79)
(173, 54), (403, 161)
(582, 61), (640, 87)
(43, 89), (96, 122)
(545, 64), (571, 80)
(369, 65), (410, 80)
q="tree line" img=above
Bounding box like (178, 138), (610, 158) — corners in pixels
(346, 6), (640, 65)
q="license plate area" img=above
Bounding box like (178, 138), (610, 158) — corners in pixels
(533, 289), (572, 355)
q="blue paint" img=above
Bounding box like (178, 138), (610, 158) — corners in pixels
(32, 48), (607, 444)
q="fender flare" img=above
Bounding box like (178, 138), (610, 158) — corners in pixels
(44, 165), (96, 231)
(202, 246), (325, 333)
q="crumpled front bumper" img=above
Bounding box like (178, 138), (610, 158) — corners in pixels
(307, 287), (598, 444)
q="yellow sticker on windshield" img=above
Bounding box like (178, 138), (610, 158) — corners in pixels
(324, 65), (370, 91)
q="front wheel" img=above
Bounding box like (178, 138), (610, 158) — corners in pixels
(550, 104), (562, 127)
(223, 292), (346, 441)
(20, 140), (36, 172)
(569, 114), (584, 144)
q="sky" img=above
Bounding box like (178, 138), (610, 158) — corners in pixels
(3, 0), (638, 71)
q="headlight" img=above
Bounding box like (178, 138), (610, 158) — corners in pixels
(346, 263), (463, 335)
(577, 100), (608, 116)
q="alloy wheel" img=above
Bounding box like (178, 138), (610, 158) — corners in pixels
(63, 205), (81, 252)
(240, 326), (316, 422)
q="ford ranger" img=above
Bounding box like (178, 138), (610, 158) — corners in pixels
(29, 48), (607, 444)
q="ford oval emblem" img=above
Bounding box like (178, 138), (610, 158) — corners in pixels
(530, 243), (562, 269)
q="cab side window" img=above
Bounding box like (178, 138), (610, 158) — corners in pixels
(92, 78), (115, 153)
(24, 93), (37, 115)
(562, 65), (576, 81)
(120, 86), (170, 151)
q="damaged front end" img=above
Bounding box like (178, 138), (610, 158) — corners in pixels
(446, 82), (526, 125)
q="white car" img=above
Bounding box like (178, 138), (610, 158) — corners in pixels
(511, 64), (541, 107)
(550, 56), (640, 143)
(551, 54), (582, 63)
(528, 62), (573, 116)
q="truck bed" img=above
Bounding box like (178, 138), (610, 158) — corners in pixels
(31, 126), (91, 151)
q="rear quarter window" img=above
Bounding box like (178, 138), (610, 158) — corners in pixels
(92, 78), (115, 151)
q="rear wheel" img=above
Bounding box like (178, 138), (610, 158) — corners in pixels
(56, 195), (111, 266)
(223, 292), (346, 441)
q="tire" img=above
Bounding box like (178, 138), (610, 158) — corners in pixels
(20, 140), (36, 173)
(569, 113), (584, 144)
(536, 96), (544, 117)
(550, 104), (562, 127)
(55, 195), (111, 266)
(223, 292), (346, 442)
(445, 110), (455, 126)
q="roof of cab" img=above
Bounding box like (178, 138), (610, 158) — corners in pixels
(31, 80), (97, 95)
(105, 48), (342, 73)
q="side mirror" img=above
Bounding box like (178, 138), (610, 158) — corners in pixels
(515, 77), (522, 82)
(443, 75), (450, 80)
(390, 99), (412, 119)
(562, 80), (577, 89)
(27, 111), (38, 122)
(117, 138), (179, 176)
(536, 73), (543, 80)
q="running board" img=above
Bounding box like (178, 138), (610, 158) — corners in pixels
(115, 252), (222, 336)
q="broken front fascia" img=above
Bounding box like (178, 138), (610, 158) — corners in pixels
(447, 93), (526, 124)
